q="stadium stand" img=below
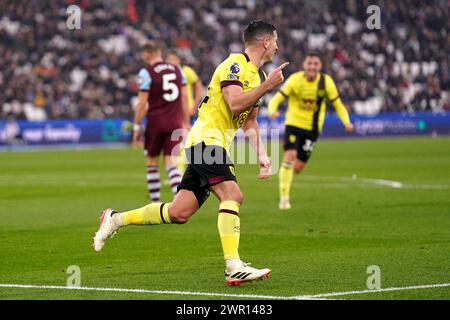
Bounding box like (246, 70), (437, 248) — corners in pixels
(0, 0), (448, 121)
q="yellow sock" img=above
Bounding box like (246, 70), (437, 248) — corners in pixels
(120, 202), (172, 226)
(218, 201), (241, 260)
(279, 161), (294, 198)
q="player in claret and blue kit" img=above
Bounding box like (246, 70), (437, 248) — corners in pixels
(132, 41), (190, 202)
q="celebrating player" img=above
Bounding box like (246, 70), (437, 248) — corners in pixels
(268, 52), (354, 210)
(133, 41), (190, 202)
(93, 20), (288, 285)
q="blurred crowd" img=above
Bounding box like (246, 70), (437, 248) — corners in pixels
(0, 0), (448, 121)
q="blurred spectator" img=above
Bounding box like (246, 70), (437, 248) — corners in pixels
(4, 116), (23, 146)
(0, 0), (448, 121)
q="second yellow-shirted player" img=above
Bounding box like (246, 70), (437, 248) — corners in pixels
(268, 52), (354, 210)
(166, 50), (205, 173)
(166, 50), (205, 117)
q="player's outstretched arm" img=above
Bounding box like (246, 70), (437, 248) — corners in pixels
(268, 91), (286, 120)
(327, 76), (353, 133)
(222, 62), (289, 116)
(331, 97), (354, 133)
(132, 91), (149, 147)
(242, 108), (271, 180)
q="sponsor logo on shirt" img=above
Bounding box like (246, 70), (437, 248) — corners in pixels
(227, 74), (239, 81)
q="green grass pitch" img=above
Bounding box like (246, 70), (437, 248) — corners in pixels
(0, 137), (449, 300)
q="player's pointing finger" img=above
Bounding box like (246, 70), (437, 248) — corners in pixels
(277, 62), (290, 70)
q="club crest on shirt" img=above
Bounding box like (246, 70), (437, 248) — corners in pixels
(289, 134), (297, 143)
(230, 63), (240, 74)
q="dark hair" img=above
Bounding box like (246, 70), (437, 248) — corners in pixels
(305, 51), (322, 60)
(166, 48), (181, 58)
(243, 20), (276, 46)
(141, 40), (162, 53)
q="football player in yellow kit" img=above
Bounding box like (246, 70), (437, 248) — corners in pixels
(93, 20), (289, 286)
(269, 52), (354, 210)
(166, 49), (204, 117)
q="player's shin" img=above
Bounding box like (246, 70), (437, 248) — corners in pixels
(120, 202), (172, 226)
(166, 165), (182, 195)
(279, 160), (294, 200)
(146, 165), (161, 201)
(218, 201), (242, 270)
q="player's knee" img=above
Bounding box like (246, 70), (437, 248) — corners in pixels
(231, 190), (244, 205)
(294, 161), (305, 174)
(170, 211), (190, 224)
(171, 215), (189, 224)
(284, 151), (297, 163)
(168, 206), (194, 224)
(146, 157), (159, 166)
(220, 190), (243, 205)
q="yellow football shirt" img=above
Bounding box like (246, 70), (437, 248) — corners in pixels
(185, 53), (266, 152)
(182, 65), (200, 111)
(268, 71), (350, 132)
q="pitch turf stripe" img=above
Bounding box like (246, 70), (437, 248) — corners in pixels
(291, 283), (450, 299)
(0, 284), (292, 300)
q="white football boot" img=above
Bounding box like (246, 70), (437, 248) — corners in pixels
(93, 208), (120, 252)
(279, 196), (291, 210)
(225, 262), (271, 286)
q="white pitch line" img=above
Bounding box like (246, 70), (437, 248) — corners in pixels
(0, 284), (292, 300)
(357, 177), (403, 188)
(300, 175), (404, 188)
(292, 283), (450, 299)
(1, 282), (450, 300)
(300, 175), (449, 190)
